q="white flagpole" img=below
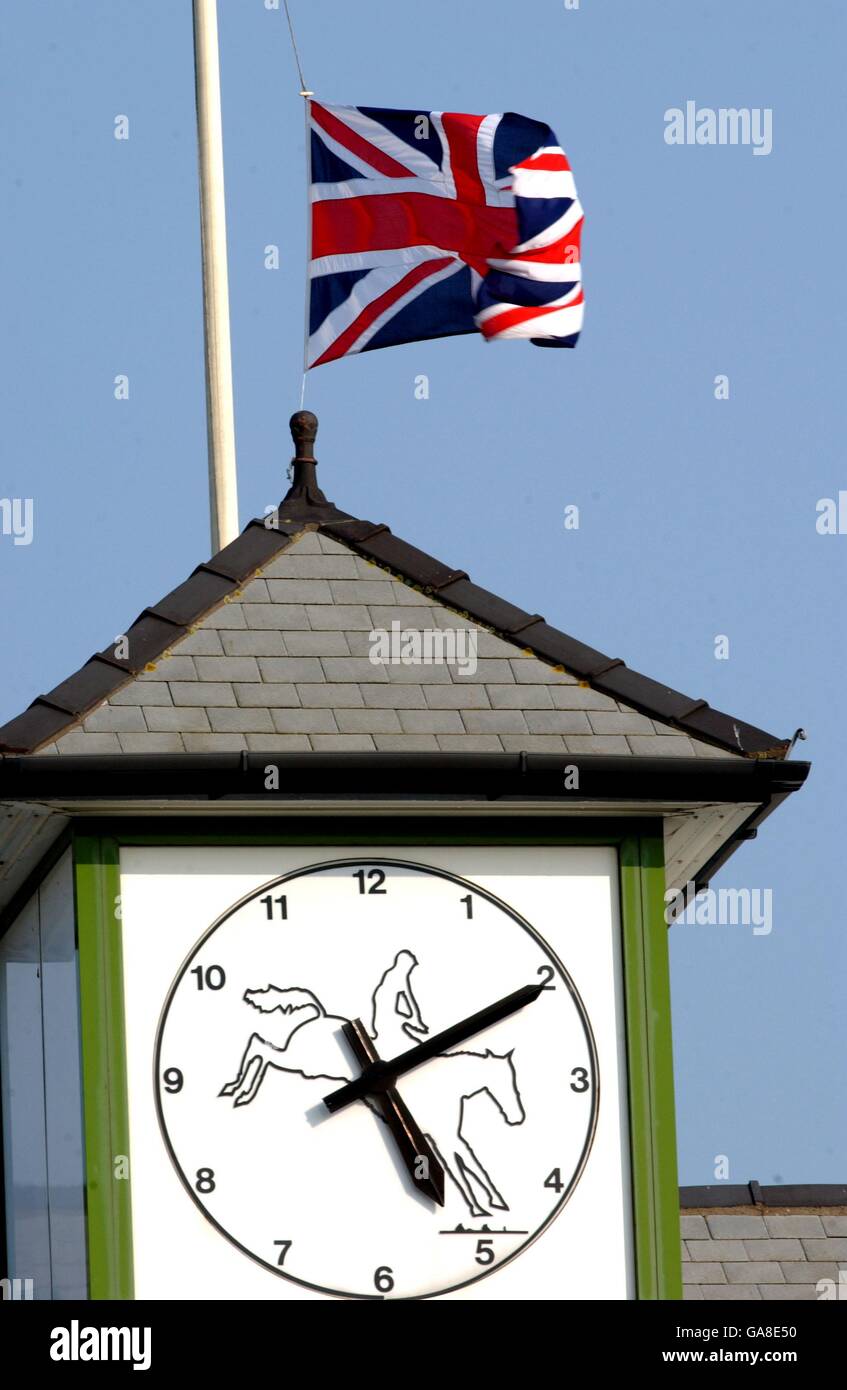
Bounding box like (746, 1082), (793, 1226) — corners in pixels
(192, 0), (239, 552)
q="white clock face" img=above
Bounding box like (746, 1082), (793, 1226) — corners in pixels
(154, 858), (599, 1300)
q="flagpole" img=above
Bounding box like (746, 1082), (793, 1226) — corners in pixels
(192, 0), (239, 552)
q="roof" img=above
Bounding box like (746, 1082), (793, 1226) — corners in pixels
(0, 413), (793, 761)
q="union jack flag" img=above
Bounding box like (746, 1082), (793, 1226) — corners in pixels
(307, 102), (584, 369)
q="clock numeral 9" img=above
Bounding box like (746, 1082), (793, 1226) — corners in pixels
(475, 1238), (494, 1266)
(195, 1168), (216, 1194)
(190, 965), (226, 991)
(260, 894), (287, 920)
(373, 1265), (394, 1292)
(570, 1066), (590, 1093)
(162, 1067), (183, 1094)
(354, 869), (387, 895)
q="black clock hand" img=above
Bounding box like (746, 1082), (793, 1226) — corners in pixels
(325, 981), (544, 1115)
(342, 1019), (445, 1207)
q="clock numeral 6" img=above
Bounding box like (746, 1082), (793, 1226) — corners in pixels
(374, 1265), (394, 1292)
(260, 894), (287, 921)
(162, 1067), (183, 1094)
(190, 964), (226, 992)
(475, 1238), (495, 1266)
(570, 1066), (590, 1093)
(354, 869), (387, 895)
(274, 1240), (292, 1267)
(195, 1168), (216, 1194)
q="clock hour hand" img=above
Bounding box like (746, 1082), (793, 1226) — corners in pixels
(325, 981), (544, 1115)
(341, 1019), (445, 1207)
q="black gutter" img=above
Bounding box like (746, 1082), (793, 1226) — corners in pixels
(0, 752), (810, 803)
(681, 1182), (847, 1209)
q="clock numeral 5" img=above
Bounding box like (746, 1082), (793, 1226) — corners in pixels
(190, 965), (226, 992)
(475, 1238), (495, 1266)
(260, 894), (288, 920)
(373, 1265), (394, 1292)
(354, 869), (387, 895)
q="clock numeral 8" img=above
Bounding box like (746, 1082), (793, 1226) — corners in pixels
(195, 1168), (216, 1194)
(373, 1265), (394, 1292)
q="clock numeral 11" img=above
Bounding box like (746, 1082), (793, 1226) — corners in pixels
(260, 894), (288, 920)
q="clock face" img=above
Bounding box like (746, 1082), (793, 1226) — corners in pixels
(154, 858), (599, 1300)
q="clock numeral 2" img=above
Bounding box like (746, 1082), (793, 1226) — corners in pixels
(190, 965), (226, 992)
(274, 1240), (292, 1267)
(260, 894), (288, 920)
(373, 1265), (394, 1292)
(354, 869), (387, 895)
(195, 1168), (216, 1194)
(537, 965), (556, 990)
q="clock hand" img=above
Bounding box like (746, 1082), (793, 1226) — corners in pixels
(325, 981), (544, 1115)
(342, 1019), (445, 1207)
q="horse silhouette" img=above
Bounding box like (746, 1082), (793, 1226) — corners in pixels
(218, 951), (526, 1216)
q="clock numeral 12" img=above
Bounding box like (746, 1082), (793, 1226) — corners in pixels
(260, 894), (288, 921)
(354, 869), (387, 895)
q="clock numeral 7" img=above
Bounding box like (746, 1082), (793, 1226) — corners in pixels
(274, 1240), (292, 1267)
(260, 893), (288, 921)
(354, 869), (387, 895)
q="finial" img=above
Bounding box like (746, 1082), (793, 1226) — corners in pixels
(282, 410), (331, 511)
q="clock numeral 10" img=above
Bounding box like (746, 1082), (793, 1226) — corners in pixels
(190, 965), (226, 991)
(354, 869), (387, 895)
(260, 894), (288, 920)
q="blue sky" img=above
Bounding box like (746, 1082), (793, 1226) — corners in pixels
(1, 0), (844, 1184)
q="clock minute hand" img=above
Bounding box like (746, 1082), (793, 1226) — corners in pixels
(342, 1019), (445, 1207)
(324, 980), (544, 1115)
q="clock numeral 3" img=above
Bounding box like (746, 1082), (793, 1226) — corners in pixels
(195, 1168), (216, 1194)
(373, 1265), (394, 1292)
(354, 869), (387, 895)
(274, 1239), (292, 1267)
(162, 1067), (183, 1094)
(260, 894), (287, 921)
(570, 1066), (590, 1093)
(475, 1238), (495, 1266)
(190, 965), (226, 992)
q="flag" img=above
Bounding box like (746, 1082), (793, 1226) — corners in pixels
(307, 103), (584, 368)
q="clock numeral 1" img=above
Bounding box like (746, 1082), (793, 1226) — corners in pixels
(190, 965), (226, 991)
(373, 1265), (394, 1293)
(354, 869), (387, 895)
(475, 1237), (494, 1266)
(260, 894), (288, 921)
(570, 1066), (590, 1093)
(162, 1067), (183, 1094)
(460, 894), (473, 919)
(195, 1168), (216, 1194)
(274, 1240), (292, 1267)
(544, 1167), (565, 1194)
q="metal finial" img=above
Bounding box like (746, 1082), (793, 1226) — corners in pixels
(282, 411), (330, 511)
(290, 410), (318, 461)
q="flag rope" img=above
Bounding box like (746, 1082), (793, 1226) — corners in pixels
(282, 2), (313, 407)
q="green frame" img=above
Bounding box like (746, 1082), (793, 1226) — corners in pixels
(71, 816), (681, 1302)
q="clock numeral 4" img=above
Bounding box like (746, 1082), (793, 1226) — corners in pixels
(195, 1168), (216, 1194)
(260, 894), (287, 921)
(373, 1265), (394, 1292)
(544, 1167), (565, 1194)
(190, 965), (226, 992)
(354, 869), (387, 895)
(274, 1240), (292, 1267)
(162, 1067), (183, 1094)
